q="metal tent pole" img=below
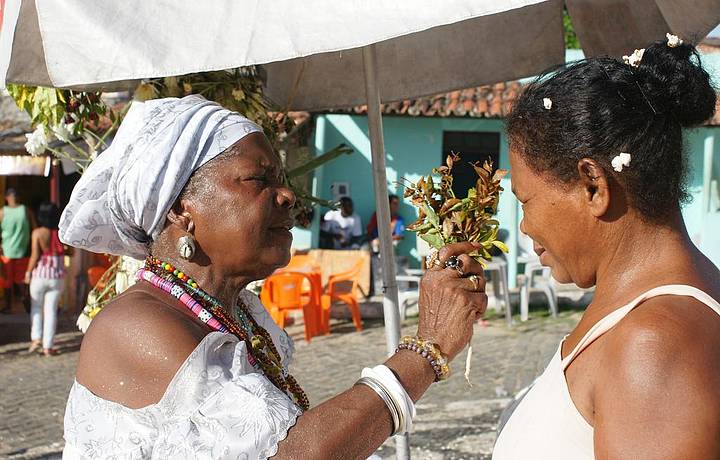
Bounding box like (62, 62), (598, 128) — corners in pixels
(362, 43), (410, 460)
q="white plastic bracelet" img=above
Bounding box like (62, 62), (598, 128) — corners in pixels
(361, 365), (416, 434)
(356, 376), (401, 434)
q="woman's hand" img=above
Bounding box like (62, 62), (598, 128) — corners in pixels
(417, 242), (487, 361)
(274, 241), (488, 459)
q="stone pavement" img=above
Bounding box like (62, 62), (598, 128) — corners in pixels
(0, 307), (582, 460)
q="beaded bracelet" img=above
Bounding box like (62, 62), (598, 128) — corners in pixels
(396, 336), (450, 381)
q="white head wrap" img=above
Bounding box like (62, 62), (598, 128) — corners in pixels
(59, 95), (262, 259)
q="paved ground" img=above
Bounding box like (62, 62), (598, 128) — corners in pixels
(0, 297), (585, 460)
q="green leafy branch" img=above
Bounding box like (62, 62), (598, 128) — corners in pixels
(401, 153), (508, 266)
(284, 144), (354, 227)
(286, 143), (353, 180)
(136, 67), (292, 143)
(7, 84), (106, 136)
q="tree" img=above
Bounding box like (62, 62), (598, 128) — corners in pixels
(564, 8), (581, 49)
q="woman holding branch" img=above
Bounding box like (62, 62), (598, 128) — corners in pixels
(60, 95), (487, 459)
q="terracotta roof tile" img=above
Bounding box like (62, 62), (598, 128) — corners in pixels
(328, 80), (720, 126)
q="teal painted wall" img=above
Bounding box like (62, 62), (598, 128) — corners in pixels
(300, 115), (720, 282)
(683, 127), (720, 267)
(293, 48), (720, 276)
(303, 114), (520, 282)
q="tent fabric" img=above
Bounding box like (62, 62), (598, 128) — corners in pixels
(566, 0), (720, 58)
(2, 1), (718, 110)
(1, 0), (550, 90)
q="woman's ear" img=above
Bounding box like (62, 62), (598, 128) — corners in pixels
(166, 199), (195, 234)
(577, 158), (610, 218)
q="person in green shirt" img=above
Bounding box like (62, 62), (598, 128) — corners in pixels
(0, 188), (35, 313)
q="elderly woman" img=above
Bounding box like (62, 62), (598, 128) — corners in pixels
(60, 95), (487, 459)
(493, 38), (720, 458)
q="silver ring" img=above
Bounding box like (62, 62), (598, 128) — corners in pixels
(469, 274), (481, 291)
(444, 256), (464, 276)
(427, 249), (441, 270)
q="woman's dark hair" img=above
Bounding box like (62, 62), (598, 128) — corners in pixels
(507, 38), (717, 221)
(37, 202), (61, 229)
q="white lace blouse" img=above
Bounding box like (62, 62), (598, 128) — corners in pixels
(62, 290), (302, 459)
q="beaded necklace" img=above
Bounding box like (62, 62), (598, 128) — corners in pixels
(137, 269), (229, 333)
(140, 256), (309, 410)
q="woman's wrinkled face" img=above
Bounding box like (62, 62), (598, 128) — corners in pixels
(189, 133), (296, 279)
(509, 148), (597, 287)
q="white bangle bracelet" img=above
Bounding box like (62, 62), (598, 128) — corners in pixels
(356, 376), (401, 435)
(361, 365), (416, 434)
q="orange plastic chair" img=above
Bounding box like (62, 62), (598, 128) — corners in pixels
(321, 260), (364, 333)
(261, 272), (319, 341)
(285, 254), (318, 270)
(284, 254), (321, 306)
(87, 266), (108, 290)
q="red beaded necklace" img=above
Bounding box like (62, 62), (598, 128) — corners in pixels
(144, 257), (309, 411)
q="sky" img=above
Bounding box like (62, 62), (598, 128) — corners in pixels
(710, 24), (720, 37)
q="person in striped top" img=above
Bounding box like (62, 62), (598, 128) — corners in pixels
(25, 203), (67, 356)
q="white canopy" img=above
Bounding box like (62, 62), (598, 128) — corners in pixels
(3, 0), (718, 110)
(1, 0), (565, 107)
(2, 3), (719, 456)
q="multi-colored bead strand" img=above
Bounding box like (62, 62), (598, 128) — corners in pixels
(145, 257), (257, 332)
(205, 296), (309, 410)
(136, 268), (229, 333)
(141, 259), (258, 369)
(142, 257), (310, 411)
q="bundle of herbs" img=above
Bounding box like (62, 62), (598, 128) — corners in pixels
(400, 152), (508, 382)
(403, 152), (508, 261)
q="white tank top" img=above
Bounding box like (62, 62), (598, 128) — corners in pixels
(493, 284), (720, 460)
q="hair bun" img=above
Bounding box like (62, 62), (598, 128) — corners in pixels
(637, 40), (716, 127)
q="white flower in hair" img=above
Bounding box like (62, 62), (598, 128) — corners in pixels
(543, 98), (552, 110)
(622, 48), (645, 68)
(611, 152), (632, 172)
(666, 33), (683, 48)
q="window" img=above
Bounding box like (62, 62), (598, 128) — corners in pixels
(442, 131), (500, 197)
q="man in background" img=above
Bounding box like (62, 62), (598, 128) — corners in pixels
(321, 196), (363, 249)
(367, 194), (405, 253)
(0, 189), (34, 313)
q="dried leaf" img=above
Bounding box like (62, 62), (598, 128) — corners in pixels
(398, 154), (506, 264)
(492, 240), (509, 253)
(493, 168), (509, 182)
(420, 232), (444, 249)
(442, 218), (454, 240)
(440, 198), (462, 215)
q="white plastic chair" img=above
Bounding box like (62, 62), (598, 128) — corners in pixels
(396, 274), (421, 320)
(517, 256), (558, 321)
(484, 259), (512, 326)
(517, 231), (558, 321)
(372, 245), (422, 319)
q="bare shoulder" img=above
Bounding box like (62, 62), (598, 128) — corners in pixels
(32, 227), (49, 239)
(605, 292), (720, 378)
(593, 296), (720, 459)
(595, 291), (720, 455)
(76, 284), (210, 408)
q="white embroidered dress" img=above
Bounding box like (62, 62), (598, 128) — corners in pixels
(63, 290), (301, 459)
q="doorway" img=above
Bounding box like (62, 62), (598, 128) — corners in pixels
(441, 131), (500, 197)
